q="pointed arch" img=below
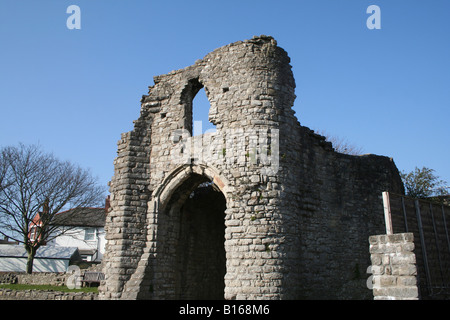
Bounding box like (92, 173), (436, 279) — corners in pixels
(150, 164), (232, 213)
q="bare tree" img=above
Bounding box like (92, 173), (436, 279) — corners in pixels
(314, 129), (364, 155)
(0, 143), (105, 273)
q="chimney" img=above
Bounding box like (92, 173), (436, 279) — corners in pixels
(105, 195), (111, 213)
(42, 198), (49, 214)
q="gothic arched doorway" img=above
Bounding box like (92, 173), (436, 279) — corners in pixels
(152, 170), (228, 299)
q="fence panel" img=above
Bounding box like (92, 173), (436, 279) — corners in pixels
(384, 192), (450, 299)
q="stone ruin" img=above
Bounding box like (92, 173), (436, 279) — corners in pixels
(98, 36), (403, 300)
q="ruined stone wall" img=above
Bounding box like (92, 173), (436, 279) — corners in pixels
(294, 142), (403, 299)
(99, 36), (403, 300)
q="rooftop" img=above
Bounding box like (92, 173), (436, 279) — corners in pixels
(51, 207), (106, 228)
(0, 244), (79, 260)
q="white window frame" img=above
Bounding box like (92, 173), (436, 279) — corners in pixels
(84, 227), (96, 241)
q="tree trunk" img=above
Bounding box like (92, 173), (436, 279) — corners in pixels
(26, 247), (36, 274)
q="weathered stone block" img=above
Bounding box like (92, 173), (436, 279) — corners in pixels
(368, 233), (418, 300)
(373, 287), (418, 299)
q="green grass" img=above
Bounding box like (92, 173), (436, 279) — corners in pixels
(0, 283), (98, 293)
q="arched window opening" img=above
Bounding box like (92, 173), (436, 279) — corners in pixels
(192, 87), (216, 136)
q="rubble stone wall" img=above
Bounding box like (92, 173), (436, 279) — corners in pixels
(0, 288), (97, 300)
(0, 272), (67, 286)
(99, 36), (403, 300)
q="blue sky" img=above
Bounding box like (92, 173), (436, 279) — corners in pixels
(0, 0), (449, 191)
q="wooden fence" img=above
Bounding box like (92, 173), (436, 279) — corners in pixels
(382, 192), (450, 299)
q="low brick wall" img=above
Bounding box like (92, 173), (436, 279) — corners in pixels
(0, 288), (97, 300)
(369, 233), (418, 300)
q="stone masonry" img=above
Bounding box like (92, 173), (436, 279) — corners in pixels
(99, 36), (404, 300)
(369, 233), (419, 300)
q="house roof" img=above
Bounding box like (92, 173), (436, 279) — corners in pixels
(51, 207), (106, 228)
(0, 237), (18, 245)
(0, 244), (80, 260)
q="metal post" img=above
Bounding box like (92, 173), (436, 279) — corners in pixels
(401, 196), (409, 232)
(429, 203), (445, 289)
(442, 205), (450, 293)
(415, 199), (432, 296)
(442, 205), (450, 256)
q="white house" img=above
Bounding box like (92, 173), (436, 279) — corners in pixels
(46, 207), (107, 262)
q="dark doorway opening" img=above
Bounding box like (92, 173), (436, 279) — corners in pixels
(166, 175), (226, 299)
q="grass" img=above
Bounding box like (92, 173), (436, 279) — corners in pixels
(0, 283), (98, 293)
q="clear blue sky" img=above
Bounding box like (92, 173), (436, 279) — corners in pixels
(1, 0), (449, 192)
